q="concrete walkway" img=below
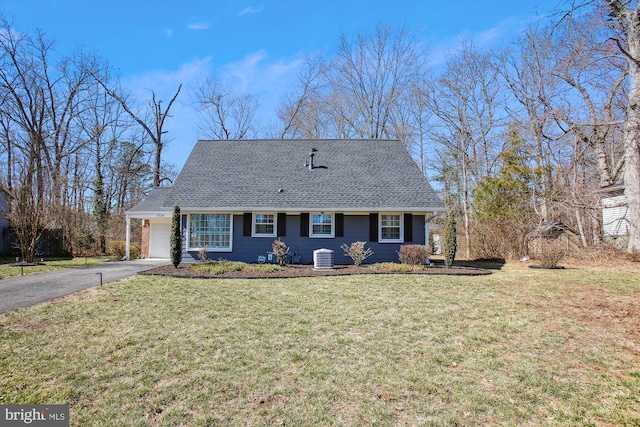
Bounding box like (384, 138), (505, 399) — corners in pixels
(0, 259), (170, 314)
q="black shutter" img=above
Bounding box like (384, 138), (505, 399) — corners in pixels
(243, 213), (252, 237)
(300, 213), (309, 237)
(369, 213), (378, 242)
(277, 213), (286, 237)
(404, 213), (413, 242)
(336, 213), (344, 237)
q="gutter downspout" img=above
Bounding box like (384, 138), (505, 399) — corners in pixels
(424, 217), (429, 248)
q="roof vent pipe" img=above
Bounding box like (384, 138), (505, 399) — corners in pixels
(308, 147), (317, 170)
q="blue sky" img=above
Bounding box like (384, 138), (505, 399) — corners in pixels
(2, 0), (559, 170)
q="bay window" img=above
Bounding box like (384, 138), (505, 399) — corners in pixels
(189, 213), (232, 250)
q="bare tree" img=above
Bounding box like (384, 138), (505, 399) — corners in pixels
(94, 78), (181, 187)
(277, 52), (328, 139)
(607, 0), (640, 254)
(276, 24), (429, 144)
(426, 40), (506, 258)
(0, 17), (101, 260)
(78, 76), (132, 253)
(193, 76), (258, 140)
(332, 24), (428, 139)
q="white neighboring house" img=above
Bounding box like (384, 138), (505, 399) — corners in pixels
(601, 184), (629, 238)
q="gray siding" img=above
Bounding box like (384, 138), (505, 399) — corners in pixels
(182, 213), (426, 264)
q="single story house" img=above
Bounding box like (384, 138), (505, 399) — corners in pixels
(125, 139), (445, 264)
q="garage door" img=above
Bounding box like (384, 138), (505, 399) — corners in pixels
(149, 219), (171, 258)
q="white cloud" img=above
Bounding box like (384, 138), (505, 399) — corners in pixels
(218, 50), (305, 131)
(239, 6), (261, 17)
(429, 16), (531, 68)
(187, 23), (209, 30)
(117, 52), (305, 168)
(219, 50), (302, 92)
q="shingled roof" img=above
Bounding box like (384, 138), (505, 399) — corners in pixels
(129, 139), (444, 213)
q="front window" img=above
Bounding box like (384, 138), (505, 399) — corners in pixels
(311, 213), (334, 237)
(189, 213), (232, 250)
(253, 213), (276, 237)
(380, 213), (402, 242)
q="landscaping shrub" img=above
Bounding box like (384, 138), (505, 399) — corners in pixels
(370, 262), (418, 272)
(108, 240), (126, 259)
(244, 264), (284, 273)
(191, 260), (245, 274)
(398, 244), (429, 266)
(341, 241), (374, 266)
(170, 204), (182, 268)
(533, 241), (565, 268)
(130, 244), (141, 260)
(189, 260), (284, 275)
(198, 247), (208, 262)
(272, 239), (290, 266)
(108, 240), (140, 260)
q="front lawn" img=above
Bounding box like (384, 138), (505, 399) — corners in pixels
(0, 264), (638, 425)
(0, 257), (108, 279)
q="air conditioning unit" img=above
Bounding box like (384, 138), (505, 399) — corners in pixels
(313, 248), (334, 270)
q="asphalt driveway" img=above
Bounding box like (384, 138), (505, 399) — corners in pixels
(0, 259), (170, 314)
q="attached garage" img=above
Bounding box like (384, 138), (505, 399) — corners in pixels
(149, 219), (171, 259)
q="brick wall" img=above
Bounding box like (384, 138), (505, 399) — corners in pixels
(141, 219), (150, 259)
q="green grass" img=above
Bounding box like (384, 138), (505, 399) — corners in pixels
(0, 264), (639, 426)
(0, 257), (108, 279)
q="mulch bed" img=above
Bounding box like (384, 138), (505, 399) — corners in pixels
(142, 263), (492, 279)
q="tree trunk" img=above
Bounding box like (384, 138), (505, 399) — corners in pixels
(623, 97), (640, 252)
(608, 0), (640, 254)
(622, 21), (640, 254)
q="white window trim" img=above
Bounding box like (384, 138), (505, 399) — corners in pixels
(379, 212), (404, 243)
(187, 212), (233, 252)
(252, 212), (277, 237)
(310, 212), (334, 238)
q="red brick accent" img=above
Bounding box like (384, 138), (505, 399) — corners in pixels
(141, 219), (150, 259)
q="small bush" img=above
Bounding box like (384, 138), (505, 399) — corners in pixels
(130, 244), (141, 260)
(398, 244), (429, 266)
(190, 261), (284, 275)
(272, 239), (290, 266)
(198, 247), (208, 262)
(534, 241), (565, 268)
(370, 262), (421, 272)
(244, 264), (284, 273)
(170, 204), (182, 268)
(107, 241), (139, 260)
(624, 247), (639, 262)
(108, 240), (126, 259)
(341, 241), (374, 266)
(190, 260), (246, 274)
